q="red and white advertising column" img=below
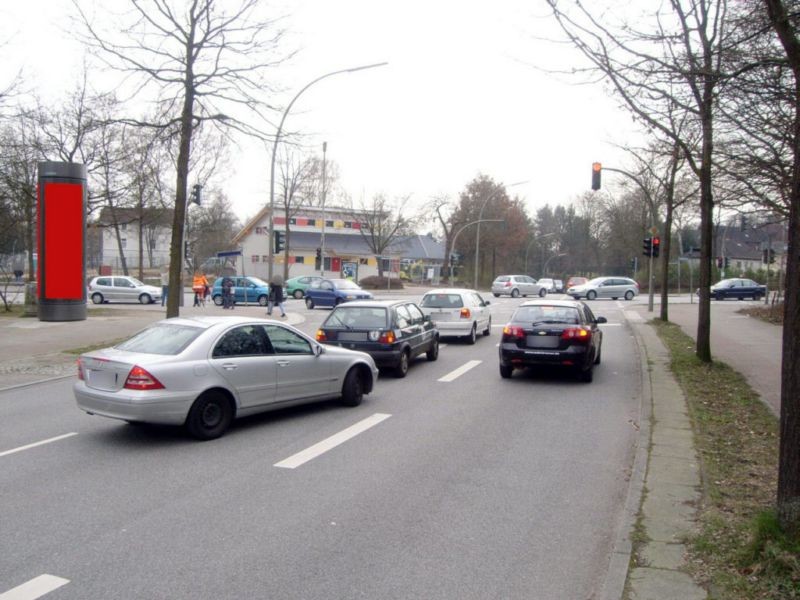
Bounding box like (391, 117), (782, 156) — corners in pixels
(37, 162), (87, 321)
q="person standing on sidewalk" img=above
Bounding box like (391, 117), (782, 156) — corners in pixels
(222, 276), (235, 309)
(267, 275), (286, 318)
(160, 266), (170, 306)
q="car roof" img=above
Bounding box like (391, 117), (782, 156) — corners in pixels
(333, 299), (408, 308)
(518, 299), (587, 309)
(152, 316), (282, 330)
(423, 288), (480, 295)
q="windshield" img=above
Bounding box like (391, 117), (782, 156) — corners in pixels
(324, 306), (388, 329)
(333, 279), (360, 290)
(420, 293), (464, 309)
(115, 324), (204, 355)
(248, 277), (269, 288)
(587, 278), (606, 285)
(128, 278), (145, 287)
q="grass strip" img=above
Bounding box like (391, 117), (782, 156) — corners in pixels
(652, 320), (799, 599)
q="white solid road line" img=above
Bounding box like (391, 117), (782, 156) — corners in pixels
(0, 433), (78, 459)
(0, 574), (70, 600)
(274, 413), (392, 469)
(438, 360), (482, 382)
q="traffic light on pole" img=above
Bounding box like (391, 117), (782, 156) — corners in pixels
(190, 184), (202, 205)
(643, 237), (652, 257)
(591, 162), (602, 191)
(315, 247), (322, 269)
(724, 256), (730, 268)
(652, 236), (660, 258)
(274, 231), (285, 254)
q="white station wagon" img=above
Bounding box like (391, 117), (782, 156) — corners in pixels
(419, 288), (492, 344)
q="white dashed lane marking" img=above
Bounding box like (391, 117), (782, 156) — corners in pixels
(438, 360), (482, 382)
(0, 574), (70, 600)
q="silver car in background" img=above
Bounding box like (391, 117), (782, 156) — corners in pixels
(567, 276), (639, 301)
(88, 275), (162, 304)
(74, 316), (379, 440)
(491, 275), (546, 298)
(419, 288), (492, 344)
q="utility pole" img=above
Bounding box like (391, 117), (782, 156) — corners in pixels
(320, 141), (327, 277)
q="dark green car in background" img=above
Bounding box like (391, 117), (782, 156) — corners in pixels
(285, 275), (323, 299)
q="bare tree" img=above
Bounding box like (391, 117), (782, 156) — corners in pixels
(74, 0), (288, 317)
(349, 193), (416, 278)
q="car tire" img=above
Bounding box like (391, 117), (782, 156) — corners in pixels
(139, 293), (152, 304)
(539, 288), (547, 297)
(624, 290), (634, 301)
(185, 391), (234, 440)
(586, 290), (597, 300)
(594, 346), (602, 365)
(258, 295), (268, 306)
(340, 368), (364, 407)
(91, 293), (104, 304)
(305, 297), (315, 310)
(293, 290), (304, 299)
(511, 288), (520, 298)
(335, 298), (343, 306)
(466, 324), (477, 345)
(394, 350), (410, 378)
(426, 337), (439, 361)
(579, 365), (594, 383)
(493, 293), (500, 298)
(212, 294), (223, 306)
(483, 317), (491, 336)
(499, 363), (513, 379)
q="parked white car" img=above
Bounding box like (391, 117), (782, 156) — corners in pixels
(419, 288), (492, 344)
(567, 276), (639, 301)
(491, 275), (546, 298)
(88, 276), (162, 305)
(537, 278), (559, 293)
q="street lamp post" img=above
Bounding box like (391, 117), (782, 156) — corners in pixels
(524, 232), (555, 275)
(267, 62), (388, 279)
(319, 141), (327, 277)
(543, 252), (567, 276)
(473, 180), (527, 289)
(449, 219), (505, 282)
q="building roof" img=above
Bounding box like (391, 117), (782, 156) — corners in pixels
(282, 231), (445, 261)
(94, 207), (173, 228)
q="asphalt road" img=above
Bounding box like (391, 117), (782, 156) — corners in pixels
(1, 295), (642, 599)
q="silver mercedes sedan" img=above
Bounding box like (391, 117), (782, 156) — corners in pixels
(74, 316), (379, 440)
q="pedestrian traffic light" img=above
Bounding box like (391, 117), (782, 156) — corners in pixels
(591, 162), (602, 191)
(643, 237), (652, 257)
(274, 231), (285, 254)
(724, 256), (730, 268)
(190, 184), (202, 205)
(768, 248), (776, 264)
(652, 236), (660, 258)
(762, 249), (769, 264)
(315, 247), (322, 269)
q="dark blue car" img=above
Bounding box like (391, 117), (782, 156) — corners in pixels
(304, 278), (373, 309)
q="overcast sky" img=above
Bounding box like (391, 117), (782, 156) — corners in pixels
(1, 0), (642, 225)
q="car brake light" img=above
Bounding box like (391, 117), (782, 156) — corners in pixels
(460, 308), (471, 319)
(502, 325), (525, 341)
(124, 366), (164, 390)
(378, 331), (396, 344)
(561, 327), (592, 343)
(316, 329), (327, 342)
(77, 359), (84, 380)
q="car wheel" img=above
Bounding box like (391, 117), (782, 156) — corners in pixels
(586, 290), (597, 300)
(511, 288), (520, 298)
(493, 293), (500, 298)
(91, 293), (104, 304)
(258, 295), (268, 306)
(483, 317), (492, 336)
(624, 290), (634, 301)
(579, 365), (594, 383)
(394, 350), (410, 378)
(139, 293), (152, 304)
(212, 294), (223, 306)
(499, 363), (513, 379)
(466, 324), (477, 345)
(185, 391), (234, 440)
(539, 288), (547, 297)
(293, 289), (304, 299)
(340, 368), (364, 407)
(426, 337), (439, 361)
(305, 297), (315, 310)
(335, 298), (343, 306)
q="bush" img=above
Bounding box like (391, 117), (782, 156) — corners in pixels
(359, 275), (404, 290)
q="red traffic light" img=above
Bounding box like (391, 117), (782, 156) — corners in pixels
(592, 162), (602, 172)
(652, 236), (660, 257)
(591, 162), (602, 190)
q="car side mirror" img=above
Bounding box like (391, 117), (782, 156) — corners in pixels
(596, 316), (607, 324)
(314, 344), (325, 356)
(423, 314), (431, 322)
(484, 300), (491, 306)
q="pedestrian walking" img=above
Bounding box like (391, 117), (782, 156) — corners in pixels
(222, 276), (235, 309)
(160, 266), (169, 306)
(267, 274), (286, 318)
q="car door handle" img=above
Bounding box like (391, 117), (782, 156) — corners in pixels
(277, 360), (290, 367)
(222, 363), (238, 371)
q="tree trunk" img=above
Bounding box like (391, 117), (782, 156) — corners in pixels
(696, 81), (715, 363)
(659, 199), (674, 322)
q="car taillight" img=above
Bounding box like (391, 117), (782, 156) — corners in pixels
(502, 325), (525, 341)
(124, 366), (164, 390)
(378, 331), (396, 344)
(77, 359), (84, 380)
(316, 329), (327, 342)
(460, 308), (471, 319)
(561, 327), (592, 343)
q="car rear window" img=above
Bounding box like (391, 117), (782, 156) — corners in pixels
(324, 306), (388, 329)
(420, 294), (464, 309)
(494, 276), (510, 283)
(513, 305), (581, 325)
(115, 324), (204, 355)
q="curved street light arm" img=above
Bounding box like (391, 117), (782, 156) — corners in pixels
(267, 62), (389, 278)
(448, 218), (504, 283)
